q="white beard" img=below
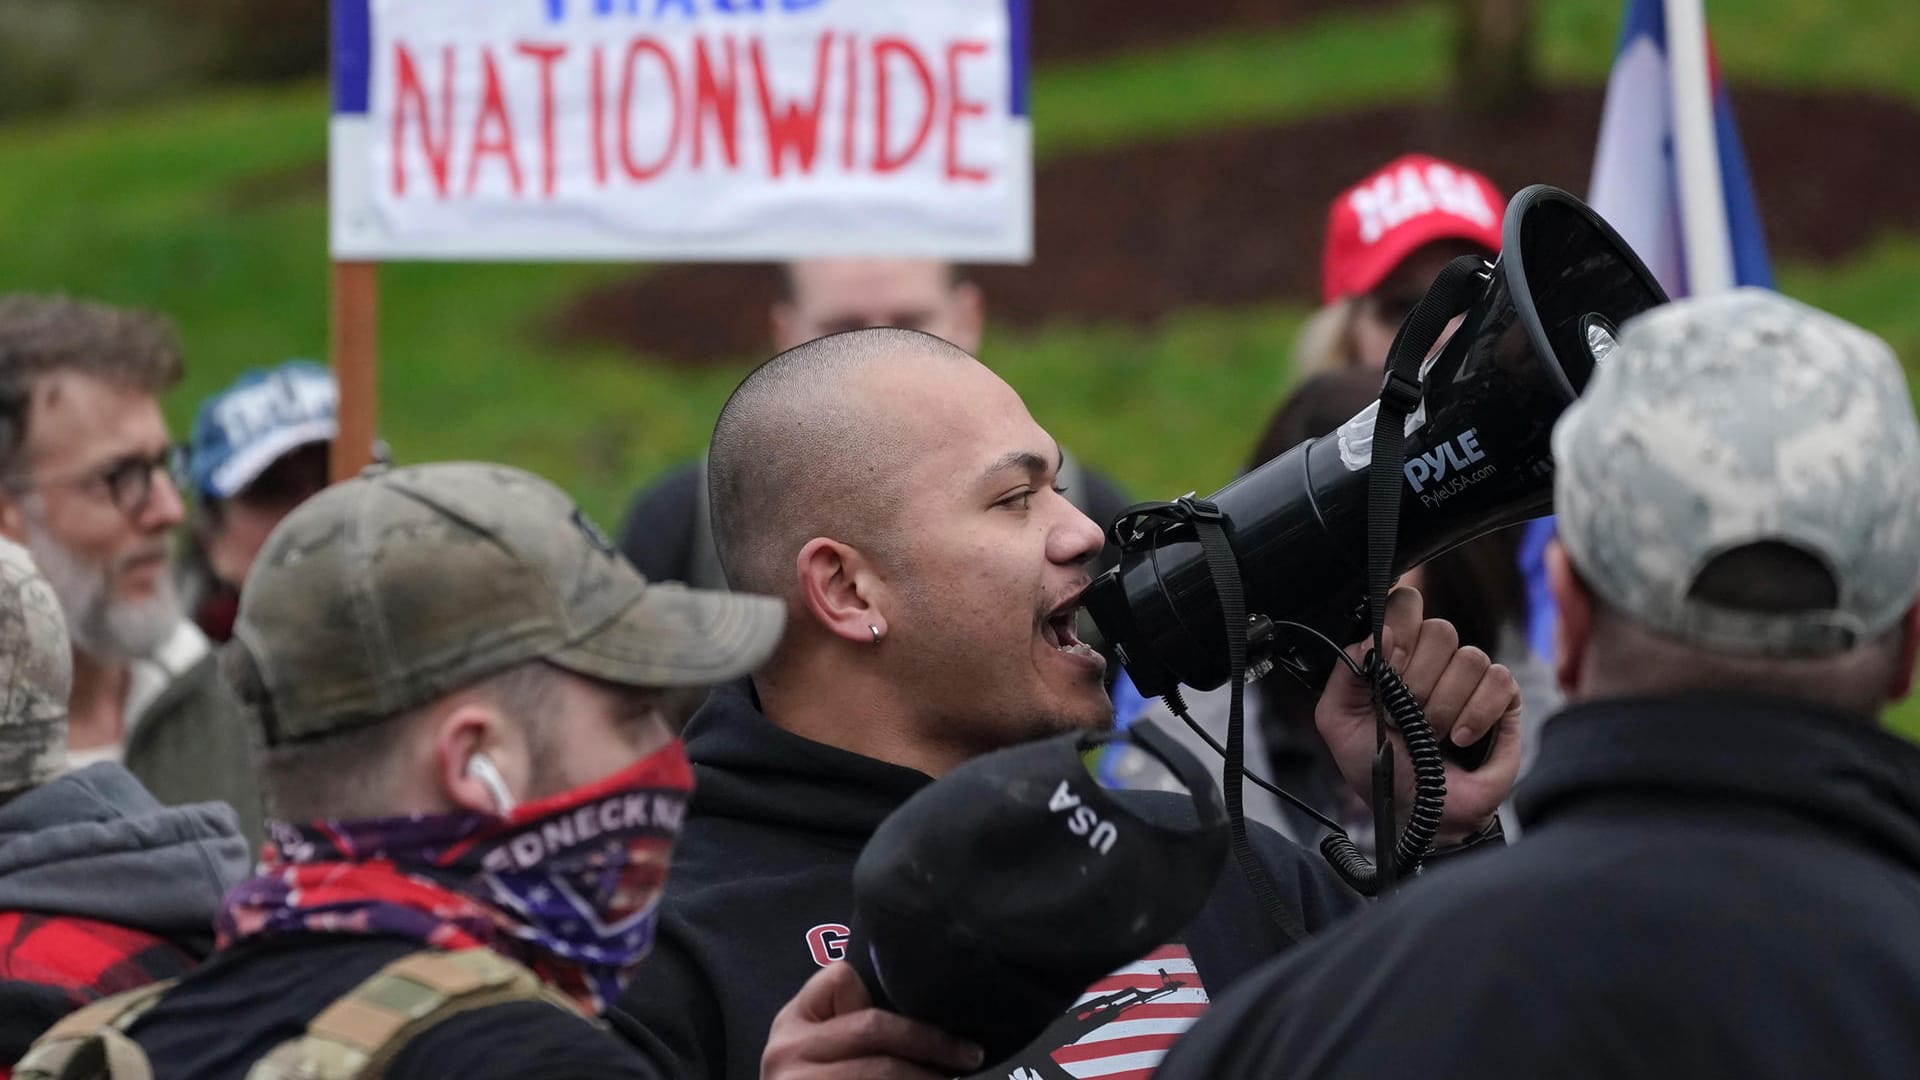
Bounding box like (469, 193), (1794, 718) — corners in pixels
(23, 524), (180, 662)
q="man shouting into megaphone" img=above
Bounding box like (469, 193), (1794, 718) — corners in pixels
(610, 327), (1522, 1080)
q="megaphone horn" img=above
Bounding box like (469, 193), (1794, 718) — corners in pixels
(1082, 184), (1668, 698)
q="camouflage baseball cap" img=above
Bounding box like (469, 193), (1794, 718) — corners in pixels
(0, 536), (71, 794)
(233, 462), (784, 745)
(1553, 288), (1920, 657)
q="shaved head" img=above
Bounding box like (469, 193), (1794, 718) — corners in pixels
(710, 327), (1111, 774)
(708, 327), (976, 598)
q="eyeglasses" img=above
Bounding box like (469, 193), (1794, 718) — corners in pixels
(12, 445), (184, 518)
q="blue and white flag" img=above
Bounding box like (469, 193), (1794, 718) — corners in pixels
(1521, 0), (1774, 663)
(1586, 0), (1773, 295)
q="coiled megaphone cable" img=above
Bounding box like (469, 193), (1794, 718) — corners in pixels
(1348, 254), (1493, 891)
(1317, 651), (1446, 892)
(1157, 622), (1447, 896)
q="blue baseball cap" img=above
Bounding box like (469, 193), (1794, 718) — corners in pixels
(186, 360), (339, 500)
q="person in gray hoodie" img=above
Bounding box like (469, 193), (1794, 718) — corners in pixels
(0, 534), (249, 1070)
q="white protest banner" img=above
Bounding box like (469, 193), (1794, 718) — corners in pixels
(330, 0), (1032, 261)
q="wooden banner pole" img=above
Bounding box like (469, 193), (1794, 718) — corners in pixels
(329, 260), (380, 484)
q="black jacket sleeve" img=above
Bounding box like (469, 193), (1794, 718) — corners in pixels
(615, 463), (703, 584)
(1104, 788), (1365, 999)
(1177, 815), (1368, 995)
(388, 1001), (662, 1080)
(1156, 879), (1554, 1080)
(1261, 817), (1369, 936)
(606, 920), (728, 1080)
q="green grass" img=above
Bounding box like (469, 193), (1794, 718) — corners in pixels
(1031, 6), (1452, 157)
(1539, 0), (1920, 101)
(1033, 0), (1920, 157)
(1777, 234), (1920, 365)
(1891, 695), (1920, 741)
(0, 84), (699, 520)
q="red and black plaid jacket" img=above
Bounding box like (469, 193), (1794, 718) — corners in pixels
(0, 911), (197, 1076)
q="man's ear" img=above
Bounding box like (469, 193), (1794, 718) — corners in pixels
(1886, 601), (1920, 704)
(433, 700), (527, 816)
(795, 536), (888, 647)
(1546, 540), (1593, 700)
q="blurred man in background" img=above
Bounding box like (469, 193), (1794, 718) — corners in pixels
(178, 358), (341, 643)
(0, 535), (248, 1071)
(19, 463), (783, 1080)
(1159, 290), (1920, 1080)
(0, 295), (262, 846)
(614, 259), (1133, 590)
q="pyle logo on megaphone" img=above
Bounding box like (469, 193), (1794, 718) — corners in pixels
(1403, 428), (1488, 494)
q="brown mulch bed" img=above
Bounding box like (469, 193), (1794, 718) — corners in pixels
(549, 85), (1920, 367)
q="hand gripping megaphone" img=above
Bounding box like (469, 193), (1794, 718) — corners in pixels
(1079, 185), (1667, 893)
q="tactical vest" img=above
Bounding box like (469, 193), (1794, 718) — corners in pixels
(686, 449), (1092, 590)
(14, 948), (579, 1080)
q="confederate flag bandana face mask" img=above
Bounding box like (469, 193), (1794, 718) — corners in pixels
(220, 741), (693, 1015)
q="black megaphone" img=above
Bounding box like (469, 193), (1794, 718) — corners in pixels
(1080, 185), (1668, 699)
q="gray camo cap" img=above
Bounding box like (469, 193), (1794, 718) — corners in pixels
(233, 462), (784, 745)
(1553, 287), (1920, 657)
(0, 536), (70, 795)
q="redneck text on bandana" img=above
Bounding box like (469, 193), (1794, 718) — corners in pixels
(220, 742), (693, 1014)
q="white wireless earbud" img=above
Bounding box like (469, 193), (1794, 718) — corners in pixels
(466, 752), (517, 815)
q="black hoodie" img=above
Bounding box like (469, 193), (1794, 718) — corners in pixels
(1158, 694), (1920, 1080)
(613, 682), (1363, 1080)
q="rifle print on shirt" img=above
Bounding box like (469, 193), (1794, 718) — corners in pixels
(985, 945), (1211, 1080)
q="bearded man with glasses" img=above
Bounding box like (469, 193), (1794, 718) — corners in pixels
(0, 294), (263, 846)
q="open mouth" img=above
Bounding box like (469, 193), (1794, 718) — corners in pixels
(1041, 593), (1102, 666)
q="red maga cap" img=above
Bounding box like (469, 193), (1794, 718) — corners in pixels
(1321, 154), (1504, 304)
